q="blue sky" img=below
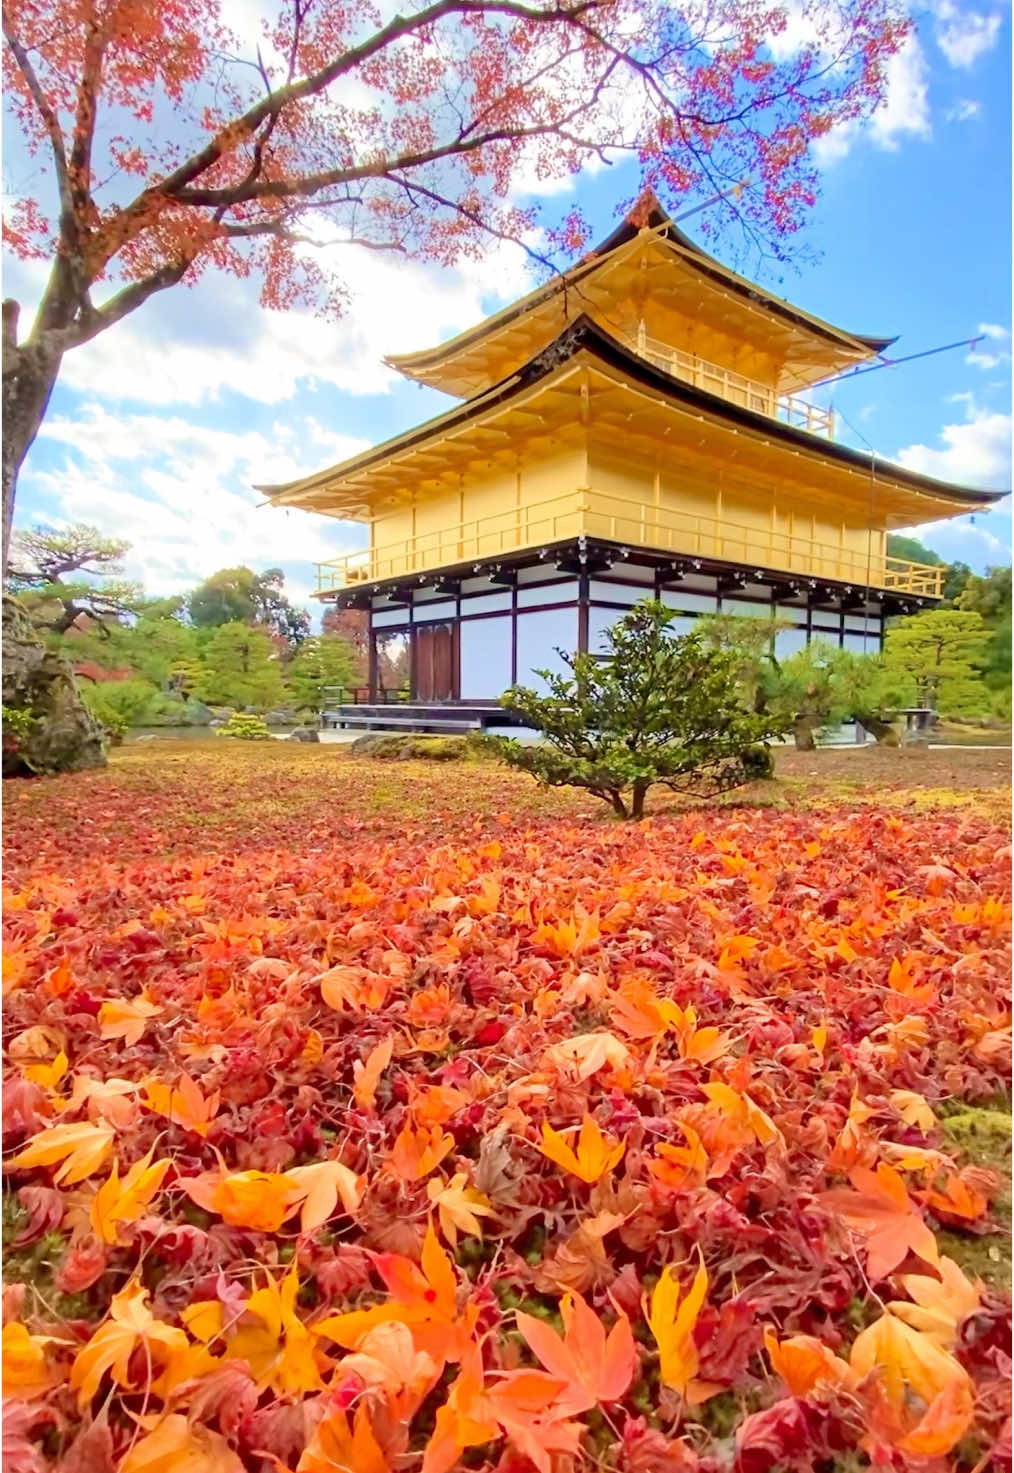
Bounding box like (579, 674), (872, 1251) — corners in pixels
(6, 0), (1011, 624)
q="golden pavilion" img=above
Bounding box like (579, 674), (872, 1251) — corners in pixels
(259, 195), (1002, 727)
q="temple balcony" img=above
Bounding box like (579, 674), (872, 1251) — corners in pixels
(314, 489), (945, 598)
(626, 327), (835, 438)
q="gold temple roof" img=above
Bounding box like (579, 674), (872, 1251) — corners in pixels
(384, 195), (896, 399)
(259, 316), (1003, 528)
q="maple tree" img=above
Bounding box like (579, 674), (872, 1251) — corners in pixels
(1, 0), (911, 566)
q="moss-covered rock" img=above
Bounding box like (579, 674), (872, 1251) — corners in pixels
(2, 595), (106, 777)
(350, 733), (470, 760)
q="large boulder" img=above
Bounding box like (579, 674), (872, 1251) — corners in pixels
(288, 726), (320, 743)
(183, 697), (215, 726)
(2, 596), (106, 777)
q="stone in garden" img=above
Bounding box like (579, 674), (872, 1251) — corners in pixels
(2, 595), (106, 776)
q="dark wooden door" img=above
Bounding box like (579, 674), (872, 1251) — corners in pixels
(414, 623), (457, 702)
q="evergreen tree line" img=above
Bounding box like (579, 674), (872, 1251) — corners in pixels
(6, 526), (367, 734)
(5, 523), (1010, 736)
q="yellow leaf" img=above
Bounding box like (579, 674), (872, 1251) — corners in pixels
(21, 1050), (69, 1091)
(538, 1115), (625, 1184)
(427, 1172), (495, 1246)
(11, 1120), (115, 1185)
(645, 1258), (716, 1403)
(542, 1031), (631, 1081)
(850, 1313), (974, 1455)
(2, 1322), (67, 1399)
(284, 1160), (363, 1232)
(701, 1082), (783, 1148)
(228, 1266), (328, 1395)
(353, 1036), (394, 1111)
(118, 1413), (244, 1473)
(889, 1089), (936, 1135)
(90, 1148), (172, 1245)
(887, 1257), (981, 1350)
(97, 992), (163, 1045)
(69, 1281), (189, 1406)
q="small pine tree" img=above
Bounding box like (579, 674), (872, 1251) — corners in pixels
(496, 601), (789, 819)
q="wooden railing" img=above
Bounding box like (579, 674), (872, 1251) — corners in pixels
(315, 488), (944, 598)
(577, 488), (945, 595)
(316, 492), (585, 592)
(628, 327), (835, 438)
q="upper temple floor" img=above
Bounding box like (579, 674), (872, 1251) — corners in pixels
(384, 194), (895, 424)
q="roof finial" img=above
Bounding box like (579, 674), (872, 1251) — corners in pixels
(628, 186), (665, 230)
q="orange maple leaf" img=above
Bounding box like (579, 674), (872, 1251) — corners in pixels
(388, 1121), (455, 1181)
(298, 1404), (388, 1473)
(97, 992), (163, 1045)
(352, 1036), (394, 1111)
(143, 1071), (220, 1135)
(515, 1290), (636, 1413)
(820, 1163), (940, 1279)
(763, 1327), (859, 1399)
(648, 1124), (709, 1192)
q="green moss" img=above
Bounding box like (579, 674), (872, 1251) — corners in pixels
(936, 1105), (1012, 1289)
(2, 1191), (93, 1321)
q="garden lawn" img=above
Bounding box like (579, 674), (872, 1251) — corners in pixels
(3, 743), (1011, 1473)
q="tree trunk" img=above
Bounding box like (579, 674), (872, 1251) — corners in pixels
(630, 781), (649, 819)
(606, 789), (629, 819)
(856, 715), (900, 746)
(2, 306), (64, 576)
(792, 718), (817, 750)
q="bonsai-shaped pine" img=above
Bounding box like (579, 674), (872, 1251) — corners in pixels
(497, 601), (790, 819)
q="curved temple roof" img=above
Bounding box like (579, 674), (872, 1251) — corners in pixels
(259, 314), (1005, 526)
(384, 193), (898, 399)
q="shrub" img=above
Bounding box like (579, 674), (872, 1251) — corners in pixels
(216, 712), (271, 741)
(78, 677), (160, 730)
(2, 704), (38, 768)
(496, 600), (790, 819)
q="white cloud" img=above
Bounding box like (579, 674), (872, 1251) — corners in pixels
(21, 404), (371, 608)
(945, 98), (982, 121)
(965, 323), (1011, 371)
(903, 503), (1012, 566)
(13, 234), (540, 412)
(893, 399), (1011, 488)
(931, 1), (1003, 68)
(814, 34), (931, 165)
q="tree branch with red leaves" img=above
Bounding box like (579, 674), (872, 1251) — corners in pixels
(2, 0), (910, 568)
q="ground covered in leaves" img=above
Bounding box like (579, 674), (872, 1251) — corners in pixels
(3, 745), (1011, 1473)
